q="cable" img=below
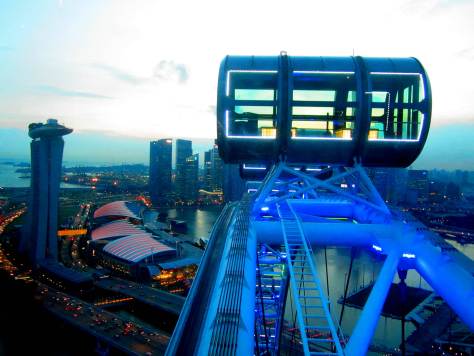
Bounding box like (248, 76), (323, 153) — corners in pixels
(339, 247), (355, 327)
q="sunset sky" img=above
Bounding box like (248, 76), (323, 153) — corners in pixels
(0, 0), (473, 168)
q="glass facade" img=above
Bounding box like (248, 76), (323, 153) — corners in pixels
(227, 71), (277, 138)
(149, 139), (172, 205)
(291, 72), (357, 140)
(368, 73), (424, 141)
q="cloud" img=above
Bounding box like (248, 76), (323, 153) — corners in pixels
(0, 45), (13, 51)
(91, 60), (189, 86)
(207, 105), (216, 115)
(153, 60), (189, 83)
(91, 63), (147, 85)
(35, 85), (113, 99)
(401, 0), (472, 15)
(457, 46), (474, 61)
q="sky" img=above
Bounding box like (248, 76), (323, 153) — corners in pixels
(0, 0), (473, 168)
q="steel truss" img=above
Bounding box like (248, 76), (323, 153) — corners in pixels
(251, 162), (474, 356)
(255, 244), (289, 356)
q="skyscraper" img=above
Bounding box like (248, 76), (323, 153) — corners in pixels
(204, 150), (212, 191)
(21, 119), (72, 264)
(204, 145), (224, 193)
(406, 169), (429, 205)
(367, 168), (407, 205)
(183, 153), (199, 202)
(149, 139), (172, 205)
(175, 139), (192, 199)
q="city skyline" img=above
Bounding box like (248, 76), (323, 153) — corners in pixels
(1, 1), (473, 160)
(2, 121), (474, 170)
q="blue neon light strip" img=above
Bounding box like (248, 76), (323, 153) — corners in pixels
(226, 70), (278, 97)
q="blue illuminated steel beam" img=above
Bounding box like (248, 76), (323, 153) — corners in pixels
(413, 237), (474, 331)
(171, 160), (473, 356)
(262, 165), (390, 216)
(345, 249), (401, 355)
(253, 163), (284, 212)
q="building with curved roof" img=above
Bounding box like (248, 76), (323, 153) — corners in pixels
(93, 201), (144, 220)
(90, 220), (145, 241)
(102, 233), (176, 264)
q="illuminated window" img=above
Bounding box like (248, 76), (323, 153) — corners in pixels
(293, 90), (335, 102)
(291, 72), (356, 139)
(293, 107), (334, 116)
(235, 89), (274, 101)
(261, 127), (276, 137)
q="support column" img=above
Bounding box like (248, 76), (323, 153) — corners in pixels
(345, 249), (400, 356)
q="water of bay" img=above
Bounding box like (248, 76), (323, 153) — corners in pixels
(0, 163), (85, 188)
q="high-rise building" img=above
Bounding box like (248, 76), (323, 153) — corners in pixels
(211, 147), (224, 193)
(445, 182), (461, 200)
(176, 139), (192, 199)
(204, 150), (212, 191)
(367, 168), (390, 202)
(149, 139), (172, 205)
(368, 168), (407, 205)
(428, 180), (446, 204)
(455, 170), (469, 186)
(204, 146), (224, 193)
(183, 153), (199, 202)
(406, 169), (429, 205)
(21, 119), (72, 264)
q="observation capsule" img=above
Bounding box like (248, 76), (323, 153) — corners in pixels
(216, 55), (431, 168)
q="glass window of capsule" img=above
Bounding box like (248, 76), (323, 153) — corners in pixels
(291, 71), (357, 140)
(226, 71), (278, 139)
(367, 72), (425, 141)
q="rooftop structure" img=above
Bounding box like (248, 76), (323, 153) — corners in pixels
(28, 118), (73, 139)
(102, 233), (176, 264)
(93, 200), (143, 220)
(90, 220), (145, 241)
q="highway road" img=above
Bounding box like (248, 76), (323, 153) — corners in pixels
(38, 283), (169, 355)
(94, 276), (185, 315)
